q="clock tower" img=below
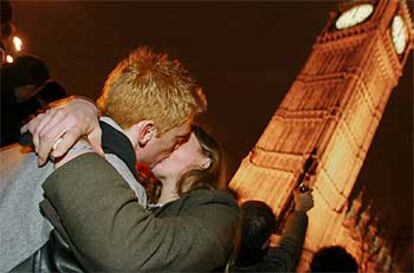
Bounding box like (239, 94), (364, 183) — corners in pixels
(229, 0), (413, 271)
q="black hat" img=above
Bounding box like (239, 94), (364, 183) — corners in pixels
(2, 55), (50, 89)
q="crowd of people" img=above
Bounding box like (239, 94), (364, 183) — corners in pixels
(1, 2), (359, 271)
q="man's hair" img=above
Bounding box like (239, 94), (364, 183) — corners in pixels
(236, 200), (277, 266)
(98, 47), (206, 134)
(310, 246), (358, 273)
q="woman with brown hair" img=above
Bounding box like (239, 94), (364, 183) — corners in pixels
(143, 125), (227, 206)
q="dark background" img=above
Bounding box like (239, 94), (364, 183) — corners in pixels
(11, 1), (412, 266)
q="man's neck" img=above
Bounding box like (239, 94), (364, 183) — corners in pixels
(101, 117), (136, 148)
(123, 126), (138, 150)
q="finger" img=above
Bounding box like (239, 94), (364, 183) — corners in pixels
(37, 112), (72, 162)
(51, 127), (82, 158)
(32, 110), (58, 154)
(21, 112), (44, 135)
(87, 127), (104, 157)
(28, 114), (49, 155)
(20, 114), (44, 150)
(21, 111), (47, 133)
(20, 119), (34, 134)
(35, 110), (65, 164)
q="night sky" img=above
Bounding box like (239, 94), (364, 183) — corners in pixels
(11, 1), (412, 261)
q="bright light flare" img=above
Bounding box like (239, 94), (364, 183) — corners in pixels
(6, 54), (14, 63)
(13, 36), (23, 52)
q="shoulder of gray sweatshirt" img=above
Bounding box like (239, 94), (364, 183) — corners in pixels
(0, 117), (147, 272)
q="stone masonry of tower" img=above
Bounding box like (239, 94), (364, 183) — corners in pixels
(229, 0), (413, 272)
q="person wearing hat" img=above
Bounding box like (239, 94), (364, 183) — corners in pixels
(1, 55), (67, 146)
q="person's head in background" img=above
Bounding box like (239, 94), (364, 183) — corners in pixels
(310, 246), (358, 273)
(2, 55), (68, 114)
(1, 55), (68, 146)
(2, 55), (49, 101)
(97, 47), (207, 168)
(147, 125), (226, 204)
(236, 200), (277, 266)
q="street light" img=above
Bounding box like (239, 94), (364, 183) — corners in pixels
(13, 36), (22, 52)
(6, 54), (14, 63)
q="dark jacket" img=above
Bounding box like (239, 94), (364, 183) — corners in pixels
(10, 229), (85, 273)
(230, 211), (308, 273)
(40, 153), (240, 272)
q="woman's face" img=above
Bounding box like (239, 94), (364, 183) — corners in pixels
(151, 132), (208, 181)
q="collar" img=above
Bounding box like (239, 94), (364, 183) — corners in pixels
(99, 117), (137, 176)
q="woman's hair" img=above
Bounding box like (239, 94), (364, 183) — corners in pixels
(144, 125), (226, 203)
(176, 125), (226, 195)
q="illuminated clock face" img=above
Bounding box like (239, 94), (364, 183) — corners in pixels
(335, 4), (374, 30)
(391, 15), (408, 54)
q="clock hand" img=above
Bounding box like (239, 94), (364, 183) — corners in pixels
(396, 24), (404, 39)
(352, 7), (358, 20)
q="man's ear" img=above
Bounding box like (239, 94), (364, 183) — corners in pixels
(137, 121), (156, 147)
